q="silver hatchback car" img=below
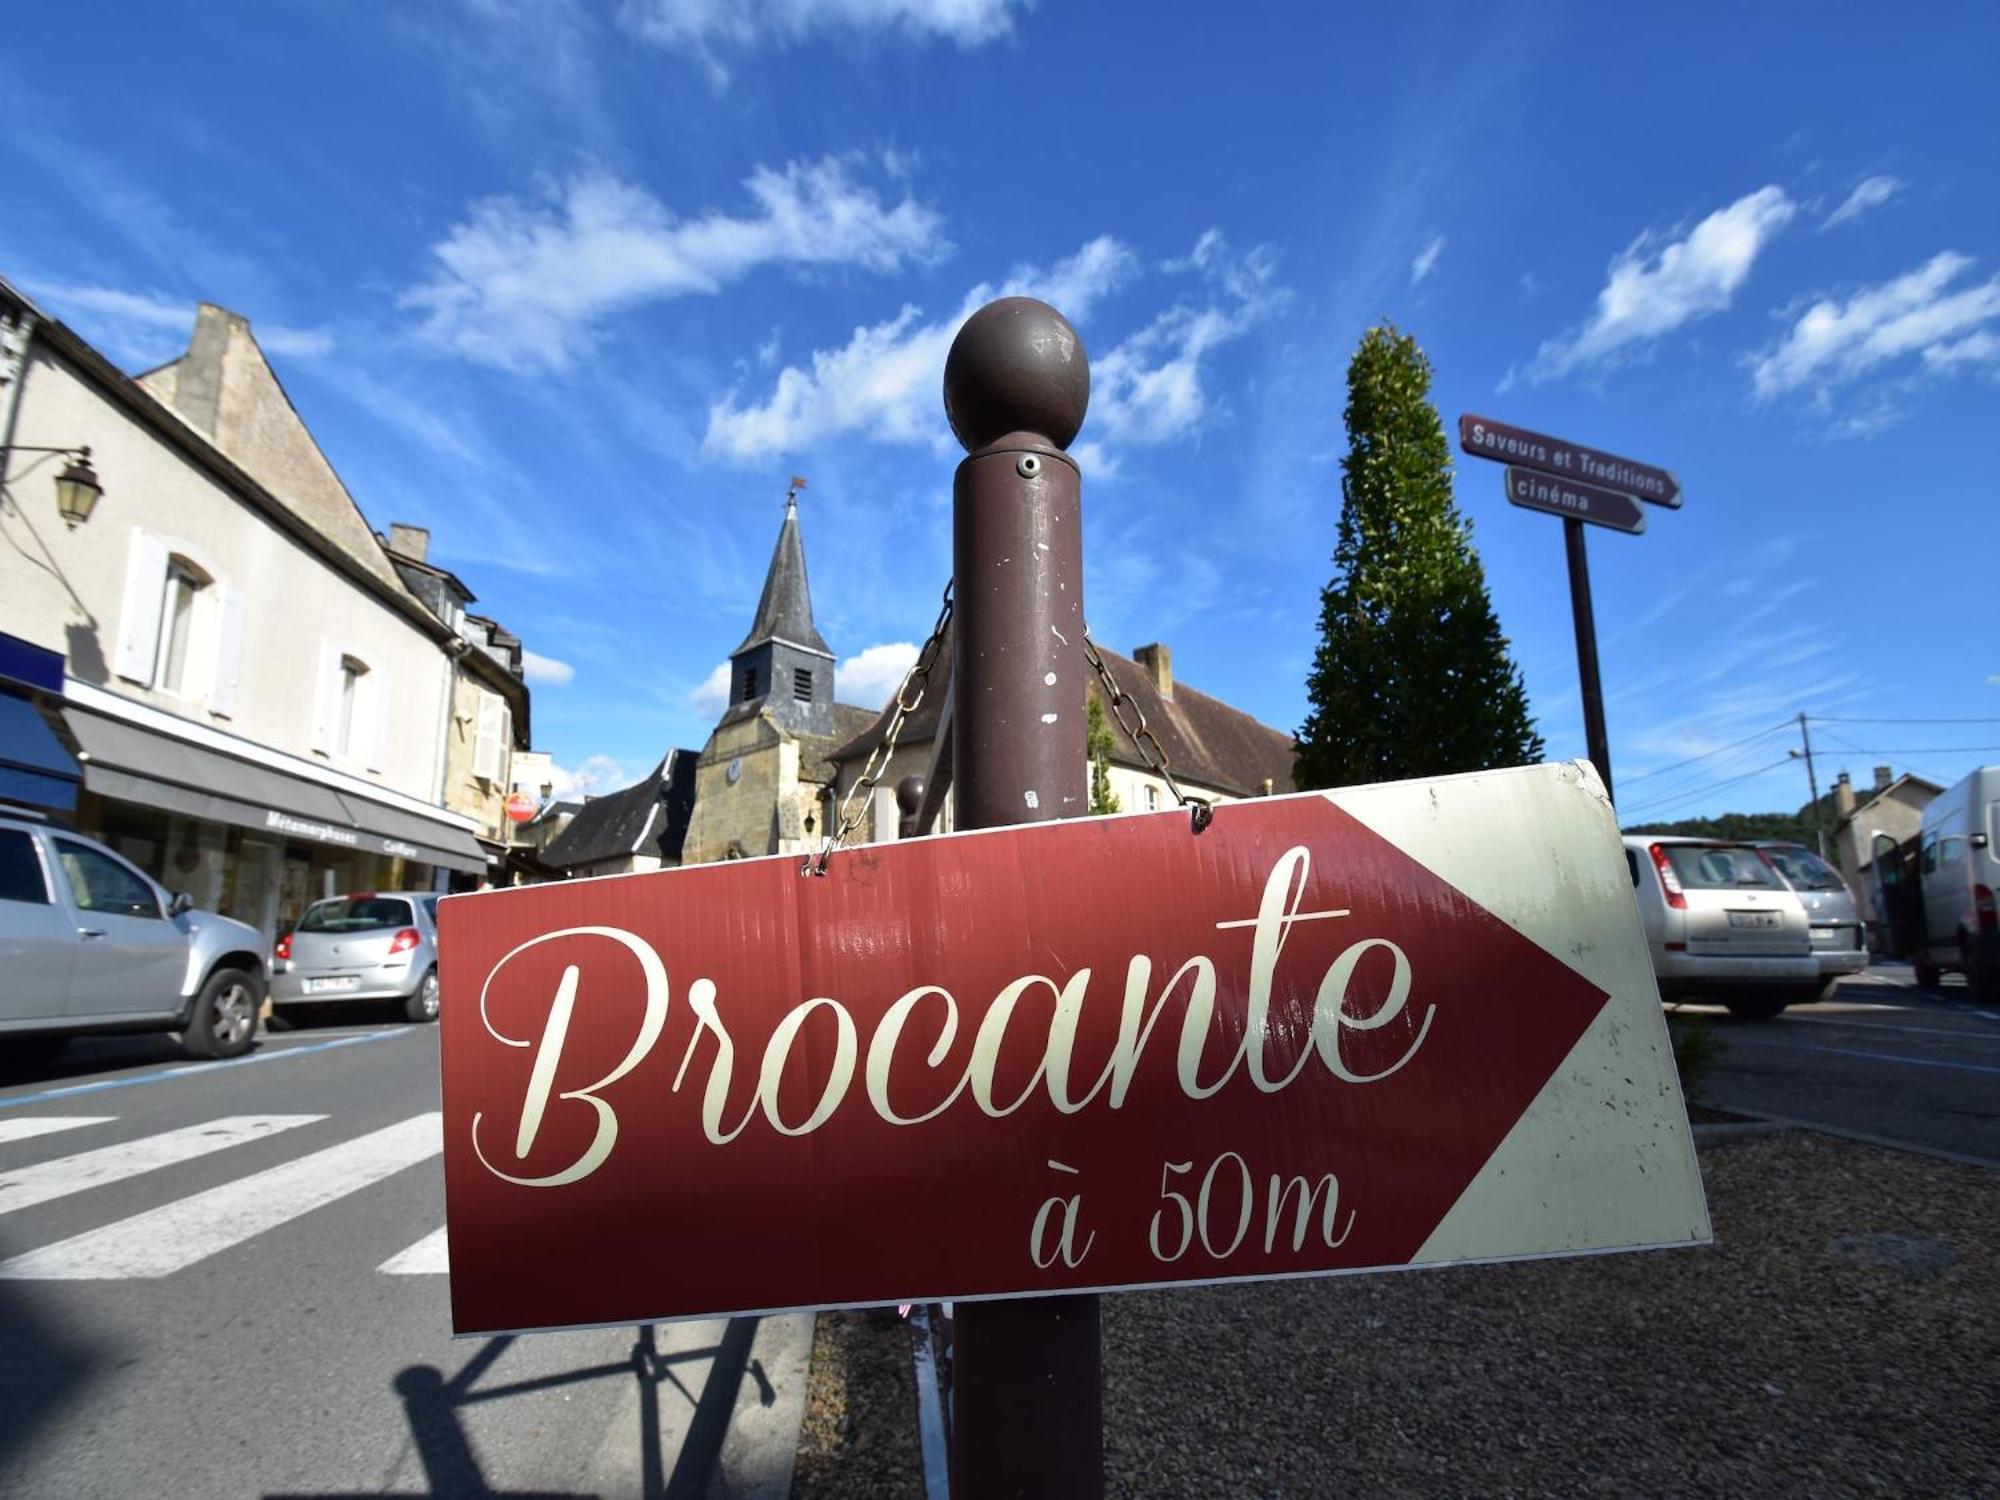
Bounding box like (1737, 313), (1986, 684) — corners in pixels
(1623, 835), (1818, 1019)
(270, 891), (440, 1024)
(1753, 841), (1869, 999)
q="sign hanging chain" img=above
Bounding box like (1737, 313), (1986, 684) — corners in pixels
(804, 578), (955, 877)
(1078, 625), (1213, 833)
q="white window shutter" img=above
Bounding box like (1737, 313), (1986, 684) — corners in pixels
(310, 642), (342, 755)
(209, 584), (244, 718)
(473, 692), (502, 782)
(367, 667), (389, 772)
(114, 530), (168, 683)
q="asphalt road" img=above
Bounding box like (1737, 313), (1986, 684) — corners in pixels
(0, 1017), (810, 1499)
(1670, 960), (2000, 1165)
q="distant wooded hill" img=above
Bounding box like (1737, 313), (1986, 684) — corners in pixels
(1622, 790), (1846, 863)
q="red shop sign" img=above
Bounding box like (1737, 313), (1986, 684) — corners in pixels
(438, 762), (1708, 1336)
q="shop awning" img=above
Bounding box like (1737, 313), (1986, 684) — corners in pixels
(0, 691), (82, 812)
(65, 707), (487, 874)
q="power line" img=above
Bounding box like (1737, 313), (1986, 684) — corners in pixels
(1619, 754), (1799, 820)
(1618, 719), (1792, 788)
(1613, 729), (1799, 813)
(1816, 724), (2000, 736)
(1806, 745), (2000, 755)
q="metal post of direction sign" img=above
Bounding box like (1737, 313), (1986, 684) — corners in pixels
(943, 296), (1100, 1498)
(1459, 415), (1686, 807)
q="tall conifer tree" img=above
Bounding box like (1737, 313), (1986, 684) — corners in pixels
(1296, 324), (1544, 789)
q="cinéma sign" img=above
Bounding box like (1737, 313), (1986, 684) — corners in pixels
(437, 761), (1708, 1336)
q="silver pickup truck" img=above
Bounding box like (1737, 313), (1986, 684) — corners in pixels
(0, 810), (268, 1063)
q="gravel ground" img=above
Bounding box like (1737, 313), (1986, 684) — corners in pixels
(792, 1131), (1999, 1498)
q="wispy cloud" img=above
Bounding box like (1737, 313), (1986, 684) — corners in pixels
(618, 0), (1026, 85)
(1521, 186), (1796, 383)
(690, 661), (732, 717)
(24, 281), (331, 371)
(1750, 251), (2000, 404)
(404, 154), (948, 371)
(835, 640), (919, 708)
(702, 230), (1283, 463)
(521, 650), (575, 686)
(1822, 174), (1902, 230)
(547, 753), (633, 799)
(1410, 235), (1445, 285)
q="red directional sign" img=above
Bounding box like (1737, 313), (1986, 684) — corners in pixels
(1460, 414), (1681, 508)
(1505, 467), (1648, 534)
(437, 763), (1707, 1336)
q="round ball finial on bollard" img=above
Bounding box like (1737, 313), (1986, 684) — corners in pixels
(943, 297), (1090, 454)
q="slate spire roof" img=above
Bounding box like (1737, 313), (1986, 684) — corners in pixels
(732, 490), (831, 658)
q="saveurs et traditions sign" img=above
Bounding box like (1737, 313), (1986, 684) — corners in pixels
(437, 761), (1708, 1336)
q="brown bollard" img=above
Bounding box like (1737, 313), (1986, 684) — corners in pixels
(943, 296), (1101, 1498)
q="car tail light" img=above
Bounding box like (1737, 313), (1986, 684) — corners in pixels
(275, 933), (292, 961)
(1977, 885), (1998, 933)
(1648, 844), (1687, 910)
(388, 927), (421, 955)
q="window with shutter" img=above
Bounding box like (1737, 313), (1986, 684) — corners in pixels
(209, 585), (244, 718)
(115, 530), (169, 683)
(473, 692), (503, 782)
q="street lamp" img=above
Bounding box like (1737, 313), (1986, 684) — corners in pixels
(53, 448), (102, 528)
(4, 443), (105, 528)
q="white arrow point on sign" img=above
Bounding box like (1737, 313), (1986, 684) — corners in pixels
(1323, 762), (1712, 1262)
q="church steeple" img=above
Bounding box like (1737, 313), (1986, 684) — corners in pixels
(725, 479), (835, 736)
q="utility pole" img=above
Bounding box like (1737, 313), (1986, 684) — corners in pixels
(1794, 712), (1827, 858)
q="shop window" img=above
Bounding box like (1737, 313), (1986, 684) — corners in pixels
(0, 829), (50, 904)
(54, 838), (161, 919)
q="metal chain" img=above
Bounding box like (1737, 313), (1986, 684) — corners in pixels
(803, 578), (956, 877)
(1079, 624), (1213, 833)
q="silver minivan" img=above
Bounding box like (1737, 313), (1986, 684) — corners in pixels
(270, 891), (440, 1023)
(1754, 841), (1870, 999)
(1623, 836), (1817, 1019)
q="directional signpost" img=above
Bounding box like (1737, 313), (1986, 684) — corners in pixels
(1460, 414), (1684, 803)
(438, 764), (1708, 1337)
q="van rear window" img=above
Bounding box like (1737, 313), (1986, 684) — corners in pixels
(299, 896), (415, 932)
(1660, 845), (1782, 890)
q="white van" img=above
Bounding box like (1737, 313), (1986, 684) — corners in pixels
(1912, 766), (2000, 1004)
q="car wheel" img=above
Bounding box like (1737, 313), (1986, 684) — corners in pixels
(1724, 994), (1789, 1021)
(183, 967), (262, 1059)
(1962, 938), (1997, 1008)
(1912, 956), (1942, 990)
(402, 968), (440, 1025)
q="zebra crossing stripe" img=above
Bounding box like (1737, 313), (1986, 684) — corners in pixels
(0, 1113), (441, 1280)
(0, 1117), (323, 1216)
(378, 1225), (449, 1275)
(0, 1117), (116, 1147)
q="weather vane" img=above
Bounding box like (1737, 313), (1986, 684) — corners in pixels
(786, 474), (807, 508)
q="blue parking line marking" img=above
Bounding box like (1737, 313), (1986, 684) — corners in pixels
(0, 1029), (411, 1110)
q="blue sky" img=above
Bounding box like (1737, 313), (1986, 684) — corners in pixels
(6, 2), (1998, 818)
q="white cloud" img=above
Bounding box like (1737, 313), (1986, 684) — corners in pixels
(835, 641), (918, 708)
(521, 649), (575, 686)
(1750, 251), (2000, 399)
(1822, 175), (1902, 230)
(619, 0), (1023, 84)
(1410, 235), (1445, 285)
(702, 231), (1280, 462)
(690, 660), (732, 717)
(27, 281), (331, 370)
(1524, 186), (1795, 382)
(404, 155), (947, 371)
(547, 753), (633, 800)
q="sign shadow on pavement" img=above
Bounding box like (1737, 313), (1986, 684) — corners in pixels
(265, 1316), (787, 1500)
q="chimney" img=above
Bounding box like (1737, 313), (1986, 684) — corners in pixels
(1873, 765), (1892, 793)
(388, 523), (430, 563)
(1834, 771), (1857, 820)
(1133, 642), (1173, 700)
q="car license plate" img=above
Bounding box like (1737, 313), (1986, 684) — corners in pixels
(1728, 911), (1780, 929)
(304, 976), (361, 994)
